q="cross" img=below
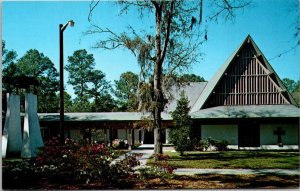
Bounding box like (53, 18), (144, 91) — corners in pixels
(273, 127), (285, 146)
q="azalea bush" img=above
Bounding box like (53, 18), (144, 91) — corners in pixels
(139, 154), (175, 183)
(2, 159), (37, 189)
(3, 137), (141, 189)
(34, 137), (114, 183)
(108, 153), (142, 185)
(112, 139), (128, 149)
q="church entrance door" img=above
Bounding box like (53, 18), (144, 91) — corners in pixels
(238, 121), (260, 147)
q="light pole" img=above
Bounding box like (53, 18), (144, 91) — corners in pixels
(59, 20), (74, 144)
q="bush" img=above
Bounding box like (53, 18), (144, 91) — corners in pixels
(198, 139), (209, 151)
(35, 137), (114, 183)
(105, 153), (141, 186)
(112, 139), (128, 149)
(132, 140), (141, 149)
(3, 137), (141, 189)
(214, 140), (229, 151)
(197, 137), (215, 151)
(197, 138), (228, 151)
(138, 154), (175, 186)
(2, 159), (37, 189)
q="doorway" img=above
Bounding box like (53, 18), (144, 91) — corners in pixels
(238, 121), (260, 147)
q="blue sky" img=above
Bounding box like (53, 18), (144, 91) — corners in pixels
(3, 0), (299, 97)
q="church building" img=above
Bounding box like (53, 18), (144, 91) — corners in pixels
(39, 35), (299, 149)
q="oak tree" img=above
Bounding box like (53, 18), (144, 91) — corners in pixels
(87, 0), (250, 154)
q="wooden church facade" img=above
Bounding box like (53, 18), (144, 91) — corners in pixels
(188, 35), (299, 149)
(39, 35), (299, 149)
(203, 40), (293, 108)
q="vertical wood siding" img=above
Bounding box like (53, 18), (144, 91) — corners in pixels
(204, 43), (290, 108)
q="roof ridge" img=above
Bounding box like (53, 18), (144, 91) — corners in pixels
(190, 35), (297, 113)
(248, 36), (298, 106)
(190, 36), (250, 113)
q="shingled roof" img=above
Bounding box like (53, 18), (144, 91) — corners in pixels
(164, 82), (207, 113)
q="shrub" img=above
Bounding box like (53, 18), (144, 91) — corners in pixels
(105, 153), (141, 187)
(214, 140), (229, 151)
(35, 137), (114, 183)
(198, 138), (228, 151)
(198, 139), (210, 151)
(198, 137), (215, 151)
(2, 159), (37, 189)
(112, 139), (128, 149)
(132, 140), (141, 149)
(139, 154), (175, 180)
(3, 137), (141, 188)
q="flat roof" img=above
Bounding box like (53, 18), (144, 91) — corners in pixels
(38, 112), (173, 122)
(37, 104), (300, 123)
(190, 105), (300, 119)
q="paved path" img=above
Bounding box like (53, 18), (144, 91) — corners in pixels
(112, 145), (300, 176)
(174, 168), (300, 175)
(111, 144), (173, 166)
(111, 148), (154, 166)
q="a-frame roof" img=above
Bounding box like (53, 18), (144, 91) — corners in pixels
(190, 35), (297, 113)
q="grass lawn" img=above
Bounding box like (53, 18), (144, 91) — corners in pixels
(148, 151), (299, 169)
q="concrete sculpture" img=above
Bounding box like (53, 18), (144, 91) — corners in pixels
(2, 94), (22, 158)
(21, 93), (44, 158)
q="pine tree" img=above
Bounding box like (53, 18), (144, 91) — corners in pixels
(170, 91), (193, 155)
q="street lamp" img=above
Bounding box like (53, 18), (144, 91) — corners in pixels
(59, 20), (74, 144)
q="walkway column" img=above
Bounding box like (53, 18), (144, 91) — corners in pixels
(132, 129), (135, 146)
(141, 128), (144, 144)
(165, 128), (169, 144)
(21, 93), (44, 158)
(2, 93), (22, 158)
(104, 128), (108, 145)
(109, 127), (113, 146)
(127, 129), (132, 150)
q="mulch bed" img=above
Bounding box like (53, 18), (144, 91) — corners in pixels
(134, 174), (299, 189)
(3, 174), (299, 189)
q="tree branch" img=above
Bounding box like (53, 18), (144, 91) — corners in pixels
(160, 0), (175, 64)
(88, 0), (100, 22)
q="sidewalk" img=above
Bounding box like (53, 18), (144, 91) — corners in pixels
(174, 168), (300, 176)
(111, 145), (300, 176)
(111, 148), (154, 166)
(111, 144), (172, 166)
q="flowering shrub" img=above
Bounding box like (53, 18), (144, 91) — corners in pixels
(138, 154), (175, 183)
(2, 159), (37, 189)
(112, 139), (128, 149)
(4, 137), (141, 188)
(34, 137), (114, 183)
(153, 154), (175, 174)
(107, 153), (141, 186)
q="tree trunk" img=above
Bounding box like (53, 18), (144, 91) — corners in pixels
(153, 2), (164, 155)
(152, 0), (175, 154)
